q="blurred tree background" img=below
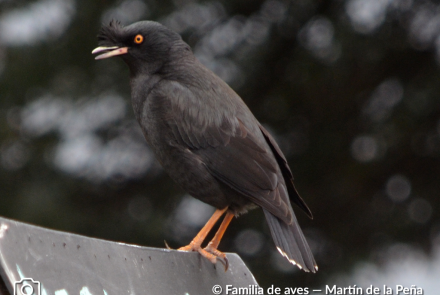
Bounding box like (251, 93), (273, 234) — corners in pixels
(0, 0), (439, 292)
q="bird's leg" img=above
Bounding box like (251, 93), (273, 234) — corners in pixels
(178, 207), (227, 253)
(204, 211), (235, 271)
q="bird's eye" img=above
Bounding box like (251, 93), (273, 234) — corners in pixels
(134, 34), (144, 44)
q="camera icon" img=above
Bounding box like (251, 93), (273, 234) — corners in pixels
(14, 278), (40, 295)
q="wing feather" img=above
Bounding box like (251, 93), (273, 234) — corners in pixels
(159, 79), (308, 224)
(259, 125), (313, 218)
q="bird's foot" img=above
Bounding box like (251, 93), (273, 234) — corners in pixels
(177, 241), (198, 252)
(177, 242), (229, 271)
(204, 243), (229, 271)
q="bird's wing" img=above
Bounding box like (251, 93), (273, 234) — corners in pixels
(160, 80), (311, 224)
(259, 124), (313, 219)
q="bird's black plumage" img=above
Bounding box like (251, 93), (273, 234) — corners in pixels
(93, 20), (317, 272)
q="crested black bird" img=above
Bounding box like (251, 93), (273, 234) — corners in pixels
(92, 20), (317, 272)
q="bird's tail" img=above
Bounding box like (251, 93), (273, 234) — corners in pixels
(263, 209), (317, 273)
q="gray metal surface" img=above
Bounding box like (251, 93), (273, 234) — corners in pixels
(0, 216), (258, 295)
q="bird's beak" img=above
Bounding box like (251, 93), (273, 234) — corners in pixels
(92, 46), (128, 60)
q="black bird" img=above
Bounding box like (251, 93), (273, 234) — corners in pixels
(92, 20), (317, 273)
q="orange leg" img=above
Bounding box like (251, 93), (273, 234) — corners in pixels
(205, 211), (234, 250)
(204, 211), (235, 271)
(178, 207), (227, 252)
(178, 207), (235, 271)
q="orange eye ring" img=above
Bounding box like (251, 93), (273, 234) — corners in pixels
(134, 34), (144, 44)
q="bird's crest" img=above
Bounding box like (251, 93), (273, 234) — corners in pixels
(97, 19), (124, 46)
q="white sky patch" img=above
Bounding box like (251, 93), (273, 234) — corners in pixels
(386, 174), (411, 203)
(174, 196), (215, 228)
(0, 0), (75, 46)
(362, 78), (404, 122)
(20, 94), (154, 182)
(298, 16), (341, 63)
(330, 243), (440, 294)
(346, 0), (392, 33)
(351, 135), (379, 162)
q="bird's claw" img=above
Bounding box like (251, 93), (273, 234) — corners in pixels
(204, 244), (229, 271)
(197, 248), (228, 271)
(164, 240), (172, 249)
(218, 256), (229, 271)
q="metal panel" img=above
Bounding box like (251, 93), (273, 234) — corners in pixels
(0, 217), (258, 295)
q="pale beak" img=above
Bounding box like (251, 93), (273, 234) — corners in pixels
(92, 46), (128, 60)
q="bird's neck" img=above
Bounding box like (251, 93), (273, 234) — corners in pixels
(127, 59), (163, 77)
(130, 73), (162, 122)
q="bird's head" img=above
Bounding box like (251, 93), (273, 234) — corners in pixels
(92, 20), (190, 75)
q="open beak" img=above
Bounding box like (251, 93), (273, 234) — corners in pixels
(92, 46), (128, 60)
